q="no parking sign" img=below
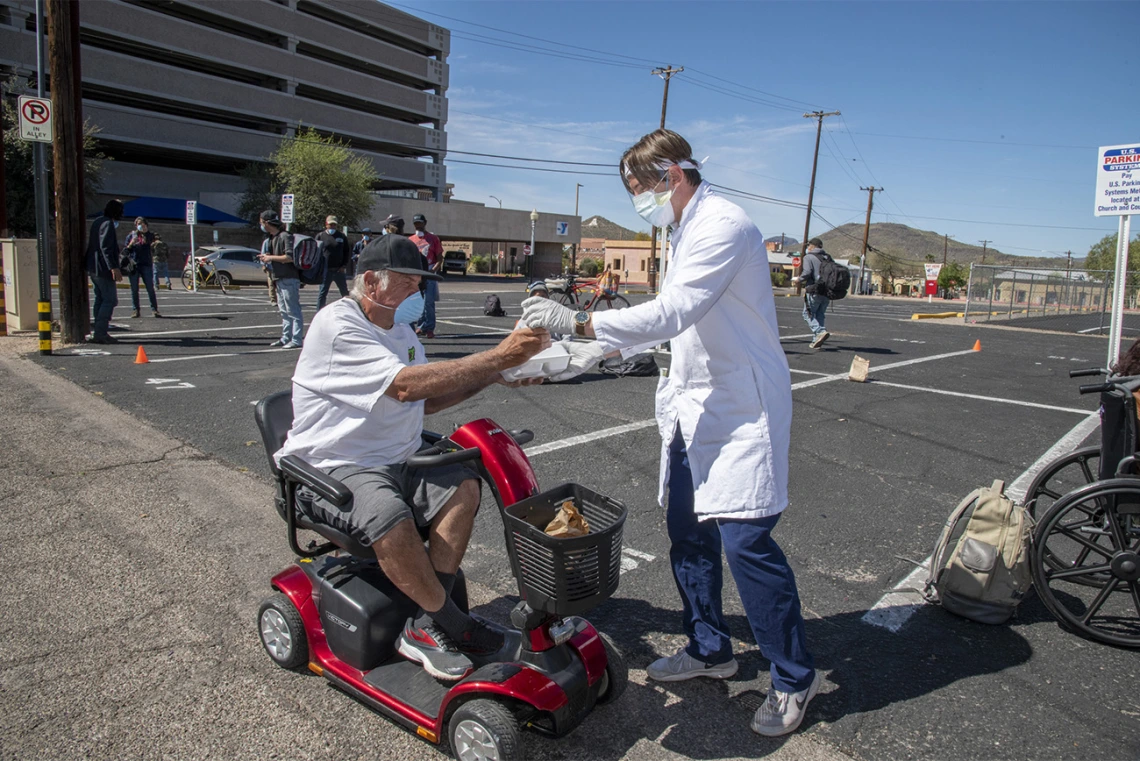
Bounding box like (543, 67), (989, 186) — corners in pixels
(17, 95), (52, 143)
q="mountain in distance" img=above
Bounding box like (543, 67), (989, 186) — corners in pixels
(581, 215), (642, 240)
(816, 222), (1075, 270)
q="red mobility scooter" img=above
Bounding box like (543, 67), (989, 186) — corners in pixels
(253, 392), (628, 760)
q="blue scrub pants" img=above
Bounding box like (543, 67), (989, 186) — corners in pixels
(666, 428), (815, 694)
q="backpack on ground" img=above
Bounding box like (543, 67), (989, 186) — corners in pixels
(599, 353), (659, 377)
(483, 295), (506, 317)
(923, 479), (1033, 624)
(290, 234), (324, 285)
(813, 252), (850, 300)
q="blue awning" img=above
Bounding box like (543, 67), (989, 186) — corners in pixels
(92, 197), (250, 225)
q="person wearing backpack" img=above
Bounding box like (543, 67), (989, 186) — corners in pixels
(316, 214), (350, 311)
(257, 210), (304, 349)
(793, 237), (833, 349)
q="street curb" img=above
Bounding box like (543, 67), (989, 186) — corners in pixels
(911, 312), (963, 320)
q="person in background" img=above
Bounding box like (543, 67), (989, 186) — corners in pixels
(124, 216), (161, 318)
(410, 214), (443, 339)
(257, 210), (303, 349)
(382, 214), (405, 236)
(351, 228), (373, 278)
(85, 199), (124, 344)
(792, 237), (831, 349)
(151, 233), (172, 290)
(261, 235), (276, 305)
(316, 214), (350, 310)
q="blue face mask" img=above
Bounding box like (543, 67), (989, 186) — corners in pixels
(393, 290), (425, 324)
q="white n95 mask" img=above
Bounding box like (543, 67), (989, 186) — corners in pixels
(632, 186), (675, 228)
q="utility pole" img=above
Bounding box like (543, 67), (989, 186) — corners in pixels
(47, 0), (87, 343)
(1066, 249), (1072, 275)
(33, 0), (52, 354)
(796, 110), (841, 292)
(858, 186), (882, 296)
(978, 239), (991, 265)
(647, 65), (683, 294)
(572, 182), (582, 273)
(942, 233), (954, 265)
(0, 80), (7, 237)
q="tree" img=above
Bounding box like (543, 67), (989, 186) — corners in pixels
(770, 270), (788, 288)
(633, 231), (651, 241)
(2, 74), (106, 237)
(938, 261), (967, 290)
(236, 161), (278, 224)
(268, 127), (378, 230)
(1084, 232), (1140, 277)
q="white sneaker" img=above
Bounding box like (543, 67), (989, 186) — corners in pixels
(646, 648), (738, 682)
(809, 331), (830, 349)
(751, 671), (821, 737)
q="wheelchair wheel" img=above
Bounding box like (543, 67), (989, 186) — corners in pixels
(1031, 479), (1140, 648)
(1024, 446), (1100, 519)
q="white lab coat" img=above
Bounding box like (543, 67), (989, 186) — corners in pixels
(591, 182), (791, 521)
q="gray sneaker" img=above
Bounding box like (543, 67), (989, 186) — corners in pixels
(397, 619), (473, 681)
(646, 648), (738, 682)
(809, 331), (830, 349)
(751, 671), (821, 737)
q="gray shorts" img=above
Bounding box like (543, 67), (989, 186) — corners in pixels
(300, 462), (479, 547)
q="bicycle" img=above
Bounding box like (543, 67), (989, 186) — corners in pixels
(182, 256), (229, 293)
(551, 272), (630, 311)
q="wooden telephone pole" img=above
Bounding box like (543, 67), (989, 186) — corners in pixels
(857, 186), (882, 295)
(978, 239), (991, 265)
(942, 233), (954, 265)
(795, 110), (840, 292)
(47, 0), (87, 343)
(646, 65), (682, 294)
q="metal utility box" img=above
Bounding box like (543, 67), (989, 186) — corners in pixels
(1, 239), (40, 331)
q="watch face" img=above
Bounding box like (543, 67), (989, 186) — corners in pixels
(575, 311), (589, 325)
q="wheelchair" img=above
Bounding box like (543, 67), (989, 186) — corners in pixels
(1023, 369), (1140, 648)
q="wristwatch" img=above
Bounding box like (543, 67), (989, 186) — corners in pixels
(573, 310), (590, 336)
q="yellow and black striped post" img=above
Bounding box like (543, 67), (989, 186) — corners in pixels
(38, 301), (52, 355)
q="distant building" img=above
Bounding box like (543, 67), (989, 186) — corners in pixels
(0, 0), (450, 213)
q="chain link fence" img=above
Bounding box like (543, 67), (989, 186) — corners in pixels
(963, 264), (1129, 334)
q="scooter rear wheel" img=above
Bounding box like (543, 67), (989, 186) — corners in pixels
(448, 699), (520, 761)
(258, 593), (309, 670)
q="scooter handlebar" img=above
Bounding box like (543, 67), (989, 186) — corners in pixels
(1069, 368), (1105, 379)
(406, 446), (483, 469)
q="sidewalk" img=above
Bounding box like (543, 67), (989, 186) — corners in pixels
(0, 343), (852, 761)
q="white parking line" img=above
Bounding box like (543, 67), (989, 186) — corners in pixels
(438, 319), (513, 334)
(860, 411), (1101, 633)
(126, 324), (279, 338)
(791, 349), (978, 390)
(147, 348), (296, 363)
(780, 333), (815, 342)
(868, 380), (1094, 415)
(524, 420), (657, 457)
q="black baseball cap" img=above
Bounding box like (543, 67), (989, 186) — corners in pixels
(360, 227), (372, 235)
(357, 234), (441, 280)
(413, 213), (427, 224)
(808, 237), (824, 248)
(260, 209), (282, 226)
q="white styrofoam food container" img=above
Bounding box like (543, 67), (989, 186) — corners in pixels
(500, 343), (571, 381)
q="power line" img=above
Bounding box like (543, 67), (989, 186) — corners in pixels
(445, 149), (613, 167)
(682, 67), (826, 110)
(845, 130), (1092, 151)
(447, 158), (615, 176)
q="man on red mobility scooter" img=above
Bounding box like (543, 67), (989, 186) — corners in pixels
(276, 234), (549, 680)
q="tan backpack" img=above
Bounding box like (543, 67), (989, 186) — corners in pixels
(923, 480), (1034, 624)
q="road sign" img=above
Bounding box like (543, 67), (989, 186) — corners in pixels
(523, 244), (532, 256)
(924, 263), (943, 281)
(185, 200), (197, 225)
(555, 221), (569, 236)
(17, 96), (52, 143)
(791, 257), (802, 267)
(281, 193), (295, 224)
(1095, 143), (1140, 217)
(924, 280), (938, 296)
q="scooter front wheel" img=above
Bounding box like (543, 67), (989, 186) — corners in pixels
(448, 699), (520, 761)
(258, 593), (309, 670)
(595, 631), (628, 705)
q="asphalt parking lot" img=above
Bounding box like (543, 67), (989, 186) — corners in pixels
(18, 277), (1140, 760)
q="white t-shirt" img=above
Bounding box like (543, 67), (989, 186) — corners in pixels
(276, 298), (426, 470)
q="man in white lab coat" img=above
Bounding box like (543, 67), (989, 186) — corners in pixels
(521, 129), (818, 737)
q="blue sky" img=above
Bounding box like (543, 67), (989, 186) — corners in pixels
(396, 0), (1136, 259)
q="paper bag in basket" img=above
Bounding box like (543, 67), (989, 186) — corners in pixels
(544, 500), (591, 538)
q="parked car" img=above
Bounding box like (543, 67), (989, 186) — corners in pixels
(442, 250), (468, 276)
(186, 246), (266, 285)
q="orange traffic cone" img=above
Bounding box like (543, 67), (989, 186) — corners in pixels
(135, 345), (149, 364)
(972, 339), (982, 352)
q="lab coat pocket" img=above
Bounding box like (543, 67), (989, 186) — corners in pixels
(690, 367), (763, 448)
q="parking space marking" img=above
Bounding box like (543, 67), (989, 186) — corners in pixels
(127, 324), (279, 338)
(438, 319), (513, 334)
(867, 380), (1094, 415)
(620, 547), (658, 572)
(780, 333), (815, 342)
(524, 419), (657, 457)
(791, 348), (978, 390)
(788, 369), (831, 377)
(148, 347), (296, 363)
(861, 411), (1100, 633)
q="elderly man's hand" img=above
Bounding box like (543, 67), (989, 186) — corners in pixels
(522, 296), (576, 337)
(495, 327), (550, 367)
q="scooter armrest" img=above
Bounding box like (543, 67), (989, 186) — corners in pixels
(278, 455), (352, 507)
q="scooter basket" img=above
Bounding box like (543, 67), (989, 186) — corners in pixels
(502, 483), (626, 617)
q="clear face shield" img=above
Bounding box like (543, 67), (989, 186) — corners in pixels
(622, 157), (707, 228)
